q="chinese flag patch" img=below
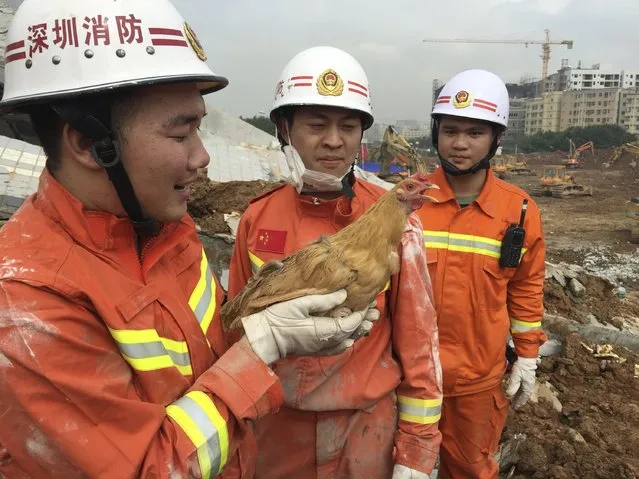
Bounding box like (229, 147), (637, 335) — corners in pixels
(255, 229), (287, 254)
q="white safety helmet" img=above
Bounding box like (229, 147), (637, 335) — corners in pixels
(270, 46), (374, 130)
(432, 69), (509, 128)
(0, 0), (229, 236)
(1, 0), (228, 110)
(431, 70), (510, 177)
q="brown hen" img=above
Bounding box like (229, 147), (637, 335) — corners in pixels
(221, 176), (439, 330)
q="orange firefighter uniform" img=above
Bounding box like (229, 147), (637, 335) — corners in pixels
(0, 170), (284, 479)
(227, 178), (443, 478)
(417, 167), (547, 478)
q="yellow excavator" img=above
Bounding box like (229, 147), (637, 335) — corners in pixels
(369, 126), (431, 183)
(531, 165), (593, 198)
(492, 155), (534, 179)
(562, 140), (594, 169)
(603, 143), (639, 170)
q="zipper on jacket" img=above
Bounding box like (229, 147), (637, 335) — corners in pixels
(137, 225), (168, 273)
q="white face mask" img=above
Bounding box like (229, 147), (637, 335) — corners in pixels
(280, 119), (351, 194)
(282, 145), (349, 194)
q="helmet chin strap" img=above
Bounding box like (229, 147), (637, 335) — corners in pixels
(431, 117), (501, 177)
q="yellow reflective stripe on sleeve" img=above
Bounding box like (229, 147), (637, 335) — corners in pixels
(167, 391), (229, 478)
(188, 249), (217, 336)
(248, 250), (264, 275)
(424, 230), (527, 259)
(108, 328), (193, 376)
(397, 395), (442, 425)
(510, 317), (542, 334)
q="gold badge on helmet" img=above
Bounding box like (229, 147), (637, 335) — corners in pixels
(184, 22), (207, 61)
(453, 90), (471, 109)
(317, 69), (344, 96)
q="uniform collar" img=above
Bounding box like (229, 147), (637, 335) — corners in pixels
(430, 166), (498, 218)
(33, 168), (184, 252)
(295, 179), (367, 228)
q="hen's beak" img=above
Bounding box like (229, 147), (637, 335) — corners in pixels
(419, 182), (440, 203)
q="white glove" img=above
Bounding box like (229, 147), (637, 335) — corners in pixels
(347, 300), (380, 341)
(242, 289), (373, 365)
(505, 356), (538, 410)
(392, 464), (430, 479)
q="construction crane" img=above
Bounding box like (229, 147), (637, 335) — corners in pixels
(423, 29), (574, 95)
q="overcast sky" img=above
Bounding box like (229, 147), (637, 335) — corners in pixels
(167, 0), (637, 124)
(4, 0), (636, 124)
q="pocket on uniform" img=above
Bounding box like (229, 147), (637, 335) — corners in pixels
(481, 256), (515, 311)
(489, 389), (511, 454)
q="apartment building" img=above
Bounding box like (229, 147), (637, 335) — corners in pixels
(618, 89), (639, 135)
(559, 89), (620, 130)
(525, 92), (563, 135)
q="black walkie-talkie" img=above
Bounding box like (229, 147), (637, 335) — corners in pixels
(499, 200), (528, 268)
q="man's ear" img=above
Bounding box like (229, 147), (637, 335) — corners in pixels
(59, 123), (102, 171)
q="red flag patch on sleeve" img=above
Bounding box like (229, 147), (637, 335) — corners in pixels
(255, 229), (287, 254)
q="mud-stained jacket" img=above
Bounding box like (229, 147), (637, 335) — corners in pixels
(227, 179), (443, 477)
(417, 167), (547, 397)
(0, 170), (283, 478)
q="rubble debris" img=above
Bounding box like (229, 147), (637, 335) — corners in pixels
(497, 433), (527, 472)
(568, 278), (586, 298)
(543, 314), (639, 353)
(223, 212), (242, 237)
(593, 344), (627, 364)
(530, 381), (563, 413)
(543, 262), (639, 327)
(502, 332), (639, 479)
(187, 175), (283, 236)
(566, 427), (587, 444)
(539, 338), (563, 357)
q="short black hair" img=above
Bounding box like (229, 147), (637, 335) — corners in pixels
(27, 90), (139, 172)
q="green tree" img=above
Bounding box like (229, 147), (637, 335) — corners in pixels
(515, 124), (634, 153)
(240, 115), (276, 136)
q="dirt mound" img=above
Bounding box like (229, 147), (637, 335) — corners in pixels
(543, 271), (639, 326)
(187, 175), (283, 235)
(502, 332), (639, 478)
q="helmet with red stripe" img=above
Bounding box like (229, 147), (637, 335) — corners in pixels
(431, 69), (510, 177)
(270, 46), (373, 131)
(431, 69), (509, 127)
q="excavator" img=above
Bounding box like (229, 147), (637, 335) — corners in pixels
(492, 155), (534, 179)
(367, 126), (432, 183)
(531, 165), (593, 198)
(562, 140), (594, 169)
(603, 142), (639, 170)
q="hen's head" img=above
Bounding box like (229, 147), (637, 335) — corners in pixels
(392, 175), (439, 212)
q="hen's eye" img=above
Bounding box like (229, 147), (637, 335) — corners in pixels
(407, 184), (414, 190)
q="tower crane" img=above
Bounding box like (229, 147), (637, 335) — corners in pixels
(422, 29), (574, 95)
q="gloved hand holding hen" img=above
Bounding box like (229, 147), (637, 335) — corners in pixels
(221, 176), (439, 331)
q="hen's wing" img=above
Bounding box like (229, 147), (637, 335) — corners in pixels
(221, 237), (358, 330)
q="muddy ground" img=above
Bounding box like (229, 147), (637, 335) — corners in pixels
(501, 333), (639, 479)
(187, 152), (638, 479)
(497, 155), (638, 478)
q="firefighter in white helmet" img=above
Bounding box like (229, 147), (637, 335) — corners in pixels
(0, 2), (378, 477)
(227, 45), (443, 479)
(417, 70), (547, 478)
